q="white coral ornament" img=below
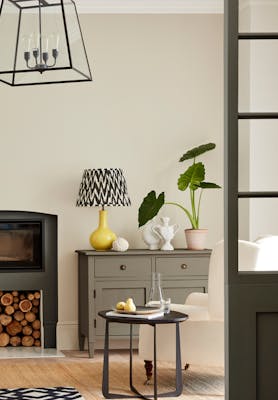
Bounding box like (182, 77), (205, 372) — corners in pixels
(112, 237), (129, 252)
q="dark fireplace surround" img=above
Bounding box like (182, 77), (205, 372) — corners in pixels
(0, 211), (57, 348)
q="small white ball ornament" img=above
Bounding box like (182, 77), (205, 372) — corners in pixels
(112, 237), (129, 252)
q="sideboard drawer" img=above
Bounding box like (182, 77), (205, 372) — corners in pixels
(95, 256), (151, 278)
(156, 256), (209, 277)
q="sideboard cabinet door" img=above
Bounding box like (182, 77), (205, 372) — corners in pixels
(95, 281), (148, 336)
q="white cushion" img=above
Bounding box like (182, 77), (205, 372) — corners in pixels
(254, 235), (278, 271)
(171, 303), (209, 321)
(185, 292), (209, 307)
(207, 241), (224, 320)
(238, 240), (261, 271)
(208, 240), (261, 319)
(139, 320), (224, 366)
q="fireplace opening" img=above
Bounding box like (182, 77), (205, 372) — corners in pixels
(0, 222), (42, 271)
(0, 290), (42, 348)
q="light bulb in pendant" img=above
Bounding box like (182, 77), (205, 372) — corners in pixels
(55, 34), (60, 50)
(33, 32), (40, 51)
(22, 35), (31, 52)
(41, 35), (49, 52)
(50, 32), (60, 51)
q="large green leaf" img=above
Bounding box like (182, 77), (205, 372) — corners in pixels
(200, 181), (221, 189)
(179, 143), (216, 162)
(138, 191), (165, 227)
(178, 162), (205, 191)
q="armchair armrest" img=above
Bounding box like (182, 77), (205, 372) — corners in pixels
(185, 292), (208, 307)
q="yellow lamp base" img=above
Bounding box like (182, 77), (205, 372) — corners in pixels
(90, 210), (116, 251)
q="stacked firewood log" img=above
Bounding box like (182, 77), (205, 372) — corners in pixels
(0, 291), (41, 347)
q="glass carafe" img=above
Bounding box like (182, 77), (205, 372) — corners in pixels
(146, 272), (164, 308)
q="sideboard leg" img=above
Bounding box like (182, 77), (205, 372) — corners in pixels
(144, 360), (153, 385)
(88, 342), (95, 358)
(79, 334), (85, 351)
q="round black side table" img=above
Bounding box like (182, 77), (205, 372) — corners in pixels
(98, 310), (188, 400)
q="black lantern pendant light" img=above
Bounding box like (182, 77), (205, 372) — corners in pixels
(0, 0), (92, 86)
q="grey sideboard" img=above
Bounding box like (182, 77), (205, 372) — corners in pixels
(76, 249), (211, 357)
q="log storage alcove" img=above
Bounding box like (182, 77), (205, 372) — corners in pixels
(0, 290), (41, 347)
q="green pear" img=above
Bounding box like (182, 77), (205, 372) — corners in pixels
(116, 301), (126, 310)
(124, 298), (136, 312)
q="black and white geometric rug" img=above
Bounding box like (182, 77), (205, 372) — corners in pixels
(0, 387), (84, 399)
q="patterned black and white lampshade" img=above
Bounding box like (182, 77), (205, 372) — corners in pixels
(76, 168), (131, 207)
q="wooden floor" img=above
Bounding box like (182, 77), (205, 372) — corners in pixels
(0, 350), (224, 400)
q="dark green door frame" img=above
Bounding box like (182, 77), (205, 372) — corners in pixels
(224, 1), (278, 399)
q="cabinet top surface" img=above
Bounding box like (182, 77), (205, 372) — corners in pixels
(75, 248), (211, 256)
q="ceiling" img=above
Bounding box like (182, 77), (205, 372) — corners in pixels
(75, 0), (224, 14)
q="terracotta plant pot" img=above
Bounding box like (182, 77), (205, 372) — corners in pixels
(184, 229), (208, 250)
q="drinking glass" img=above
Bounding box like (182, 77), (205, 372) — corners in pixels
(162, 298), (171, 314)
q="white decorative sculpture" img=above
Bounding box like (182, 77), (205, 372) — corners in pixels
(112, 237), (129, 252)
(152, 217), (179, 251)
(141, 217), (161, 250)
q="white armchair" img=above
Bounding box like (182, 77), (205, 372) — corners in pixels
(138, 240), (261, 378)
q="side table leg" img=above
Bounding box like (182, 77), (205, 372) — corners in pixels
(130, 324), (151, 400)
(127, 321), (183, 399)
(153, 325), (157, 400)
(102, 320), (110, 398)
(129, 324), (133, 389)
(103, 321), (141, 399)
(175, 322), (183, 396)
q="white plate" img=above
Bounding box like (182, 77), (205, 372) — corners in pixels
(113, 306), (162, 315)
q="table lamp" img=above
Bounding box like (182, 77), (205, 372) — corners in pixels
(76, 168), (131, 250)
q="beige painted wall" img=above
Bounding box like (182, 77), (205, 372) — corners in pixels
(0, 14), (223, 348)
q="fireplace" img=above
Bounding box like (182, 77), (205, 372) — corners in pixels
(0, 222), (42, 270)
(0, 211), (57, 348)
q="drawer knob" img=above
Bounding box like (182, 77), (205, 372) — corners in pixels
(120, 265), (127, 271)
(181, 264), (188, 270)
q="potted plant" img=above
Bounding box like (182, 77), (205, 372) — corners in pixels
(138, 143), (221, 250)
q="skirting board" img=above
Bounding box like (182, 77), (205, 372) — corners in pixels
(56, 322), (79, 350)
(56, 321), (138, 351)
